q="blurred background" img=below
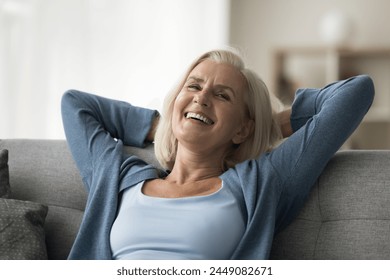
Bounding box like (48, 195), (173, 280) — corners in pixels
(1, 0), (390, 149)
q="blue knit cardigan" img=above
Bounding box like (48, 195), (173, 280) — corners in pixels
(61, 75), (374, 259)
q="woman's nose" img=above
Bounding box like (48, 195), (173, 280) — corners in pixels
(194, 89), (210, 107)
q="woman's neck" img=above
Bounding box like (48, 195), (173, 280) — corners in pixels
(167, 144), (225, 185)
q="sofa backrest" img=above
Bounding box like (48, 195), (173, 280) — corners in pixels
(270, 150), (390, 259)
(0, 139), (161, 260)
(1, 139), (86, 259)
(1, 139), (390, 259)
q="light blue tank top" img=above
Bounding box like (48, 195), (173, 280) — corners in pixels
(110, 181), (245, 259)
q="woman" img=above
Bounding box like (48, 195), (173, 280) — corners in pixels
(61, 49), (374, 260)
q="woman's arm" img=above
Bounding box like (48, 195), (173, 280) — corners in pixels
(269, 75), (375, 232)
(276, 108), (293, 138)
(61, 90), (159, 188)
(146, 114), (160, 142)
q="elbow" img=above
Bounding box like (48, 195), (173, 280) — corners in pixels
(61, 89), (84, 114)
(353, 75), (375, 107)
(61, 89), (78, 108)
(61, 90), (86, 126)
(61, 90), (73, 108)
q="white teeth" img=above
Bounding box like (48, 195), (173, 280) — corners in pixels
(185, 112), (214, 125)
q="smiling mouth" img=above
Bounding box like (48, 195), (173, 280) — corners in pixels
(185, 112), (214, 125)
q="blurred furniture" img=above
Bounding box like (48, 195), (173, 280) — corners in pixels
(272, 47), (390, 149)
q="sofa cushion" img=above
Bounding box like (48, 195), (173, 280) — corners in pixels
(0, 149), (10, 198)
(0, 139), (86, 259)
(270, 150), (390, 259)
(0, 198), (48, 259)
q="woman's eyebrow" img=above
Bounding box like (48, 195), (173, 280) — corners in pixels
(186, 76), (204, 83)
(186, 76), (236, 97)
(215, 84), (236, 97)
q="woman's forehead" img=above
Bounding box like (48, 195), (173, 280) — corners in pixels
(188, 60), (246, 91)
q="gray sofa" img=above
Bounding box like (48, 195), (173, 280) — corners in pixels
(1, 139), (389, 260)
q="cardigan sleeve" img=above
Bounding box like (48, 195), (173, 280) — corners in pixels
(61, 90), (158, 190)
(268, 75), (375, 232)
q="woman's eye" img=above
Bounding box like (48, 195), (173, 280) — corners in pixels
(215, 92), (230, 101)
(188, 84), (201, 91)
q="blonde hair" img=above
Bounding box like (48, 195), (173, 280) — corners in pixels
(154, 48), (282, 171)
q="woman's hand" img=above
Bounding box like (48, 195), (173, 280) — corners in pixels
(276, 108), (293, 138)
(146, 114), (160, 142)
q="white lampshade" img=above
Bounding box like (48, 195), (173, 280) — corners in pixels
(319, 10), (352, 47)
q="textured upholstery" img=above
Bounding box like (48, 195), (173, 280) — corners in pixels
(0, 139), (86, 259)
(270, 150), (390, 259)
(1, 139), (389, 259)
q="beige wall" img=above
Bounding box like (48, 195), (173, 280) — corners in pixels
(0, 0), (230, 139)
(229, 0), (390, 91)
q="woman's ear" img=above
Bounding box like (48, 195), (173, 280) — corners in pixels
(232, 119), (254, 145)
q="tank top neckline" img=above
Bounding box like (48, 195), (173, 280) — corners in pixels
(138, 180), (224, 201)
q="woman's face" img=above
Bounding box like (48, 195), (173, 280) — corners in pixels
(172, 59), (253, 155)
